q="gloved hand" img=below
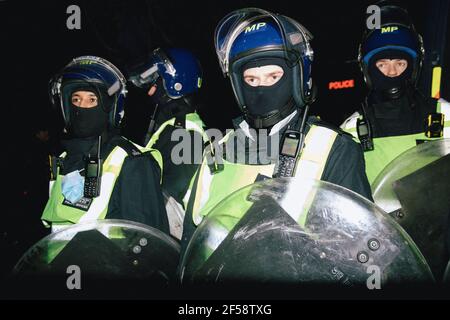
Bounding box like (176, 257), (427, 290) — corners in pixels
(61, 170), (85, 204)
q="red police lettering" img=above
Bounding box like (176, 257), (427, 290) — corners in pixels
(329, 79), (355, 90)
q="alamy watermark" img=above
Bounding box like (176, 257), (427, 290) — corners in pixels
(366, 5), (381, 30)
(66, 265), (81, 290)
(367, 265), (382, 290)
(66, 5), (81, 30)
(170, 128), (280, 166)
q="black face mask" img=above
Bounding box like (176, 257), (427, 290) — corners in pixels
(241, 58), (293, 119)
(369, 49), (413, 102)
(69, 105), (109, 138)
(63, 84), (113, 138)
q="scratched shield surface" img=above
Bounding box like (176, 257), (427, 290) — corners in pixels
(180, 178), (433, 287)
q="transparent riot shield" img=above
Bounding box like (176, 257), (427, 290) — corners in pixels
(372, 139), (450, 214)
(12, 219), (180, 298)
(444, 260), (450, 283)
(180, 178), (433, 289)
(371, 139), (450, 280)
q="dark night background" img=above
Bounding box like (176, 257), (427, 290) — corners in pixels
(0, 0), (448, 278)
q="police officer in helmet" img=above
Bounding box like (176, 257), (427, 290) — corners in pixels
(341, 3), (450, 185)
(180, 8), (373, 256)
(42, 56), (169, 233)
(128, 48), (207, 209)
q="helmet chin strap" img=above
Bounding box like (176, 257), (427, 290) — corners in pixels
(381, 85), (405, 101)
(373, 79), (414, 102)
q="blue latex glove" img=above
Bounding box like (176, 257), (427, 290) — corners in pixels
(61, 170), (85, 204)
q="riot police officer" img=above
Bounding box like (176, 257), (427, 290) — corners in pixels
(128, 48), (207, 208)
(341, 4), (450, 185)
(180, 8), (373, 256)
(42, 56), (169, 234)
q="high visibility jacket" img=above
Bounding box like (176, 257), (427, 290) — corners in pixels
(42, 138), (162, 232)
(189, 124), (339, 227)
(341, 99), (450, 185)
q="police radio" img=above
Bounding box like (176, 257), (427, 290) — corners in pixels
(277, 130), (302, 177)
(425, 112), (444, 138)
(357, 116), (374, 152)
(84, 136), (102, 198)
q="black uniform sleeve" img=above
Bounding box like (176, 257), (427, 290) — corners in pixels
(322, 133), (374, 202)
(155, 125), (204, 204)
(106, 152), (170, 234)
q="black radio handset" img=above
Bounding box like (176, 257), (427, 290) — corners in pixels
(358, 100), (374, 152)
(84, 135), (102, 198)
(274, 104), (309, 178)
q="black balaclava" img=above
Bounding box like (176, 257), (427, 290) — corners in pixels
(67, 85), (111, 138)
(368, 49), (413, 103)
(365, 49), (427, 137)
(241, 57), (293, 125)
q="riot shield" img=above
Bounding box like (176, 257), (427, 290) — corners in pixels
(180, 178), (433, 291)
(12, 219), (180, 298)
(372, 139), (450, 213)
(444, 260), (450, 283)
(371, 139), (450, 280)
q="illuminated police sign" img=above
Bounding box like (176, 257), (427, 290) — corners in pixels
(328, 79), (355, 90)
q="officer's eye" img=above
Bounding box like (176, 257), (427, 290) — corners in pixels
(262, 72), (283, 86)
(267, 75), (279, 84)
(244, 76), (260, 87)
(71, 97), (81, 104)
(89, 97), (98, 104)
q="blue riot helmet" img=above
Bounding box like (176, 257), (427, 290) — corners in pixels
(358, 4), (424, 93)
(49, 56), (127, 134)
(215, 8), (314, 128)
(128, 48), (202, 102)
